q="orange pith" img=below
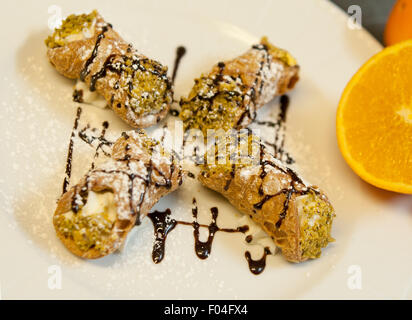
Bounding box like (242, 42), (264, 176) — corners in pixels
(336, 40), (412, 194)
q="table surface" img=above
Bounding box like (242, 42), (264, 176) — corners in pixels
(331, 0), (395, 44)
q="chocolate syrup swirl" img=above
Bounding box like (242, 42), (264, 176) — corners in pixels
(147, 199), (249, 264)
(148, 209), (177, 264)
(193, 203), (218, 259)
(245, 247), (271, 275)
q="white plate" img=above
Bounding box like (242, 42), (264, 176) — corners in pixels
(0, 0), (411, 300)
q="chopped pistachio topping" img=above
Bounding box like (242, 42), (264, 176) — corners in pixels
(130, 130), (169, 158)
(179, 74), (245, 136)
(141, 135), (159, 152)
(55, 191), (118, 253)
(121, 57), (171, 116)
(260, 36), (297, 67)
(298, 191), (335, 259)
(45, 10), (97, 48)
(141, 132), (160, 154)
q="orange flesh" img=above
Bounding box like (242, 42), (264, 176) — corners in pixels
(337, 40), (412, 193)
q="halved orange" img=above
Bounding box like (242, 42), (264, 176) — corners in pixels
(337, 40), (412, 194)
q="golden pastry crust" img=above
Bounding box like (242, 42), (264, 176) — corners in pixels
(198, 133), (335, 263)
(179, 37), (299, 135)
(53, 130), (183, 259)
(46, 11), (172, 128)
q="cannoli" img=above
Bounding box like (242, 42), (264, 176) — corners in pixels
(179, 37), (299, 135)
(53, 130), (183, 259)
(45, 10), (173, 128)
(198, 132), (335, 263)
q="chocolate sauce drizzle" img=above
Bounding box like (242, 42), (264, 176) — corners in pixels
(245, 247), (271, 275)
(92, 121), (111, 168)
(80, 25), (110, 81)
(171, 46), (187, 85)
(78, 121), (114, 165)
(147, 198), (249, 264)
(72, 89), (84, 103)
(192, 202), (218, 259)
(89, 54), (116, 92)
(169, 45), (187, 116)
(147, 202), (271, 276)
(251, 143), (312, 229)
(187, 172), (195, 179)
(147, 208), (177, 263)
(235, 44), (272, 127)
(212, 122), (312, 231)
(62, 106), (82, 195)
